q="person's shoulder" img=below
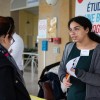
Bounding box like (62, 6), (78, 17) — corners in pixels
(13, 33), (23, 42)
(96, 44), (100, 48)
(65, 42), (75, 47)
(94, 43), (100, 53)
(13, 33), (22, 39)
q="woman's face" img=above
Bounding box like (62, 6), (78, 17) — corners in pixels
(1, 34), (15, 50)
(68, 21), (89, 42)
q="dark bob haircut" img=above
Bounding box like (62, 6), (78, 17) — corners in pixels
(0, 16), (14, 38)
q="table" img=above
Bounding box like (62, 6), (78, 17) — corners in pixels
(23, 52), (38, 81)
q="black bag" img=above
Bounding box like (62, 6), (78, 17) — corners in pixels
(39, 80), (55, 100)
(38, 72), (66, 100)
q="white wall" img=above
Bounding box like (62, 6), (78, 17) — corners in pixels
(0, 0), (11, 16)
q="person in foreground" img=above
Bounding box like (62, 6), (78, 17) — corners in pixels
(0, 16), (31, 100)
(58, 16), (100, 100)
(9, 32), (24, 74)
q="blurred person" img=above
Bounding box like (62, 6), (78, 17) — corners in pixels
(7, 17), (24, 75)
(0, 16), (31, 100)
(58, 16), (100, 100)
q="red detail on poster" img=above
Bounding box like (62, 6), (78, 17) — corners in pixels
(78, 0), (83, 4)
(92, 24), (100, 34)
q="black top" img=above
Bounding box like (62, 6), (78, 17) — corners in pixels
(67, 44), (94, 100)
(0, 44), (31, 100)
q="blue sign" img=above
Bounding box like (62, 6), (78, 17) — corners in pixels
(42, 40), (48, 51)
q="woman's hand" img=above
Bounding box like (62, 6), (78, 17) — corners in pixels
(62, 77), (72, 88)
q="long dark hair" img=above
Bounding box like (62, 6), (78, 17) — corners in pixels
(0, 16), (14, 38)
(68, 16), (100, 43)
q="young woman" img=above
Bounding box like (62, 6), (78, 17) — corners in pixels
(58, 16), (100, 100)
(0, 16), (31, 100)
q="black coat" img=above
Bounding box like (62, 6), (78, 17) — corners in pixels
(0, 44), (31, 100)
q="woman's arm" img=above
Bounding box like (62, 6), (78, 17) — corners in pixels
(58, 61), (67, 82)
(58, 44), (68, 82)
(75, 68), (100, 86)
(58, 42), (74, 82)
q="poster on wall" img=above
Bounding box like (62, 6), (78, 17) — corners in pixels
(47, 17), (57, 38)
(38, 19), (47, 38)
(75, 0), (100, 35)
(38, 17), (57, 38)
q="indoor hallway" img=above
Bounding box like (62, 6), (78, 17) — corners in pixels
(23, 66), (38, 96)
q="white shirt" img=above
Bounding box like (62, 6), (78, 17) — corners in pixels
(9, 33), (24, 70)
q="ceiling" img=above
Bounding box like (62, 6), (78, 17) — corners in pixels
(11, 0), (39, 15)
(24, 6), (39, 15)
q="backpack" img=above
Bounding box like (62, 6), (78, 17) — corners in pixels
(38, 72), (66, 100)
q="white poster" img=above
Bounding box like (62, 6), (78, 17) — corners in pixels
(75, 0), (100, 35)
(38, 19), (47, 38)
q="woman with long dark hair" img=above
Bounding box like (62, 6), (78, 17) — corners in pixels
(58, 16), (100, 100)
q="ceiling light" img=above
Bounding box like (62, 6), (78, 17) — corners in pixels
(45, 0), (58, 5)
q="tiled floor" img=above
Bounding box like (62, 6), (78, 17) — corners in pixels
(23, 66), (38, 96)
(23, 66), (66, 100)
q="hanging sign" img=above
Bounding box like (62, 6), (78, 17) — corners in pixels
(75, 0), (100, 35)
